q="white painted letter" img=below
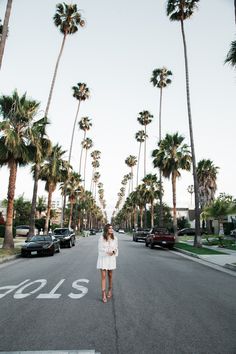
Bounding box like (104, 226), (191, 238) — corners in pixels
(14, 279), (47, 299)
(0, 280), (30, 299)
(37, 279), (65, 299)
(68, 279), (89, 299)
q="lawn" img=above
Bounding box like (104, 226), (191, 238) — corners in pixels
(175, 242), (228, 255)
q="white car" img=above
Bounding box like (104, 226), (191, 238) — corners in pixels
(16, 225), (38, 237)
(118, 229), (125, 234)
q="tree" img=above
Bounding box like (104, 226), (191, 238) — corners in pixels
(137, 110), (153, 177)
(135, 130), (147, 187)
(29, 117), (52, 235)
(81, 137), (93, 189)
(225, 40), (236, 68)
(167, 0), (201, 246)
(69, 83), (90, 164)
(62, 83), (90, 226)
(125, 155), (137, 193)
(78, 117), (92, 175)
(203, 194), (236, 242)
(150, 67), (172, 226)
(45, 3), (85, 117)
(135, 184), (147, 228)
(39, 144), (68, 233)
(36, 196), (47, 218)
(0, 90), (39, 249)
(152, 132), (191, 237)
(142, 174), (161, 228)
(65, 172), (83, 228)
(0, 0), (13, 70)
(197, 159), (219, 210)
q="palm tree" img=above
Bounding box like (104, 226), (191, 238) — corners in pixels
(150, 67), (172, 226)
(39, 144), (68, 233)
(78, 117), (92, 174)
(81, 137), (93, 189)
(0, 0), (13, 70)
(62, 83), (90, 226)
(137, 110), (153, 177)
(65, 172), (83, 228)
(29, 117), (52, 235)
(36, 196), (47, 218)
(69, 83), (90, 164)
(0, 90), (39, 249)
(125, 155), (137, 193)
(45, 3), (85, 117)
(142, 174), (161, 228)
(197, 159), (219, 210)
(90, 150), (101, 192)
(152, 132), (191, 237)
(135, 184), (147, 228)
(135, 130), (147, 187)
(225, 40), (236, 68)
(167, 0), (201, 245)
(93, 171), (100, 201)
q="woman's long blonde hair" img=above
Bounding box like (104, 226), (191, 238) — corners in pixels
(103, 223), (114, 240)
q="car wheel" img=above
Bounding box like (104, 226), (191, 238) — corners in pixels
(150, 241), (154, 249)
(72, 238), (76, 246)
(168, 245), (174, 250)
(68, 239), (72, 248)
(145, 241), (149, 247)
(57, 245), (60, 253)
(50, 249), (55, 256)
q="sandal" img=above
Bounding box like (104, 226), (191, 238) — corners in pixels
(107, 287), (112, 299)
(102, 290), (107, 303)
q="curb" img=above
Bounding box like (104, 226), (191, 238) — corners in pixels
(0, 254), (20, 264)
(224, 263), (236, 272)
(173, 247), (200, 259)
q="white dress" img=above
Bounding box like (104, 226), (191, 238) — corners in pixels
(96, 235), (118, 270)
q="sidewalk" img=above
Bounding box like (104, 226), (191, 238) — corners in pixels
(174, 241), (236, 272)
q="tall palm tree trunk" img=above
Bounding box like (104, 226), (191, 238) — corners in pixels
(68, 203), (74, 228)
(61, 99), (82, 227)
(45, 33), (67, 117)
(79, 131), (86, 175)
(29, 163), (40, 235)
(151, 201), (154, 228)
(158, 88), (164, 227)
(140, 206), (144, 228)
(171, 173), (177, 237)
(83, 149), (88, 189)
(136, 142), (142, 187)
(144, 126), (147, 177)
(0, 0), (13, 70)
(131, 166), (134, 192)
(180, 19), (200, 246)
(3, 160), (17, 249)
(45, 186), (53, 233)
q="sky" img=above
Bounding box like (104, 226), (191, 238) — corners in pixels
(0, 0), (235, 221)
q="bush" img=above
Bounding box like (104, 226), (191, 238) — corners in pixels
(0, 225), (16, 238)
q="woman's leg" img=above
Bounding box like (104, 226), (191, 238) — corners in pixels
(101, 270), (107, 302)
(107, 270), (113, 298)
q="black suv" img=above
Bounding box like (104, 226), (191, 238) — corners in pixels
(53, 228), (76, 248)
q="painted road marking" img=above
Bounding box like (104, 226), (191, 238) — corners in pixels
(0, 279), (89, 299)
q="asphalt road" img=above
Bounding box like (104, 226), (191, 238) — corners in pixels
(0, 233), (236, 354)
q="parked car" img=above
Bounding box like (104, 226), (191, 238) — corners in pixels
(21, 235), (60, 257)
(118, 229), (125, 234)
(177, 228), (207, 236)
(145, 227), (175, 249)
(16, 225), (38, 237)
(53, 228), (76, 247)
(230, 228), (236, 237)
(133, 228), (151, 242)
(89, 229), (97, 235)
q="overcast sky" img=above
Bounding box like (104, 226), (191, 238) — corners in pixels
(0, 0), (235, 220)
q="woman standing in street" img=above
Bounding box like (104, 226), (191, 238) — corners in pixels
(97, 223), (118, 303)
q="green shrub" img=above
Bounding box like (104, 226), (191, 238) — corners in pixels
(0, 225), (16, 238)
